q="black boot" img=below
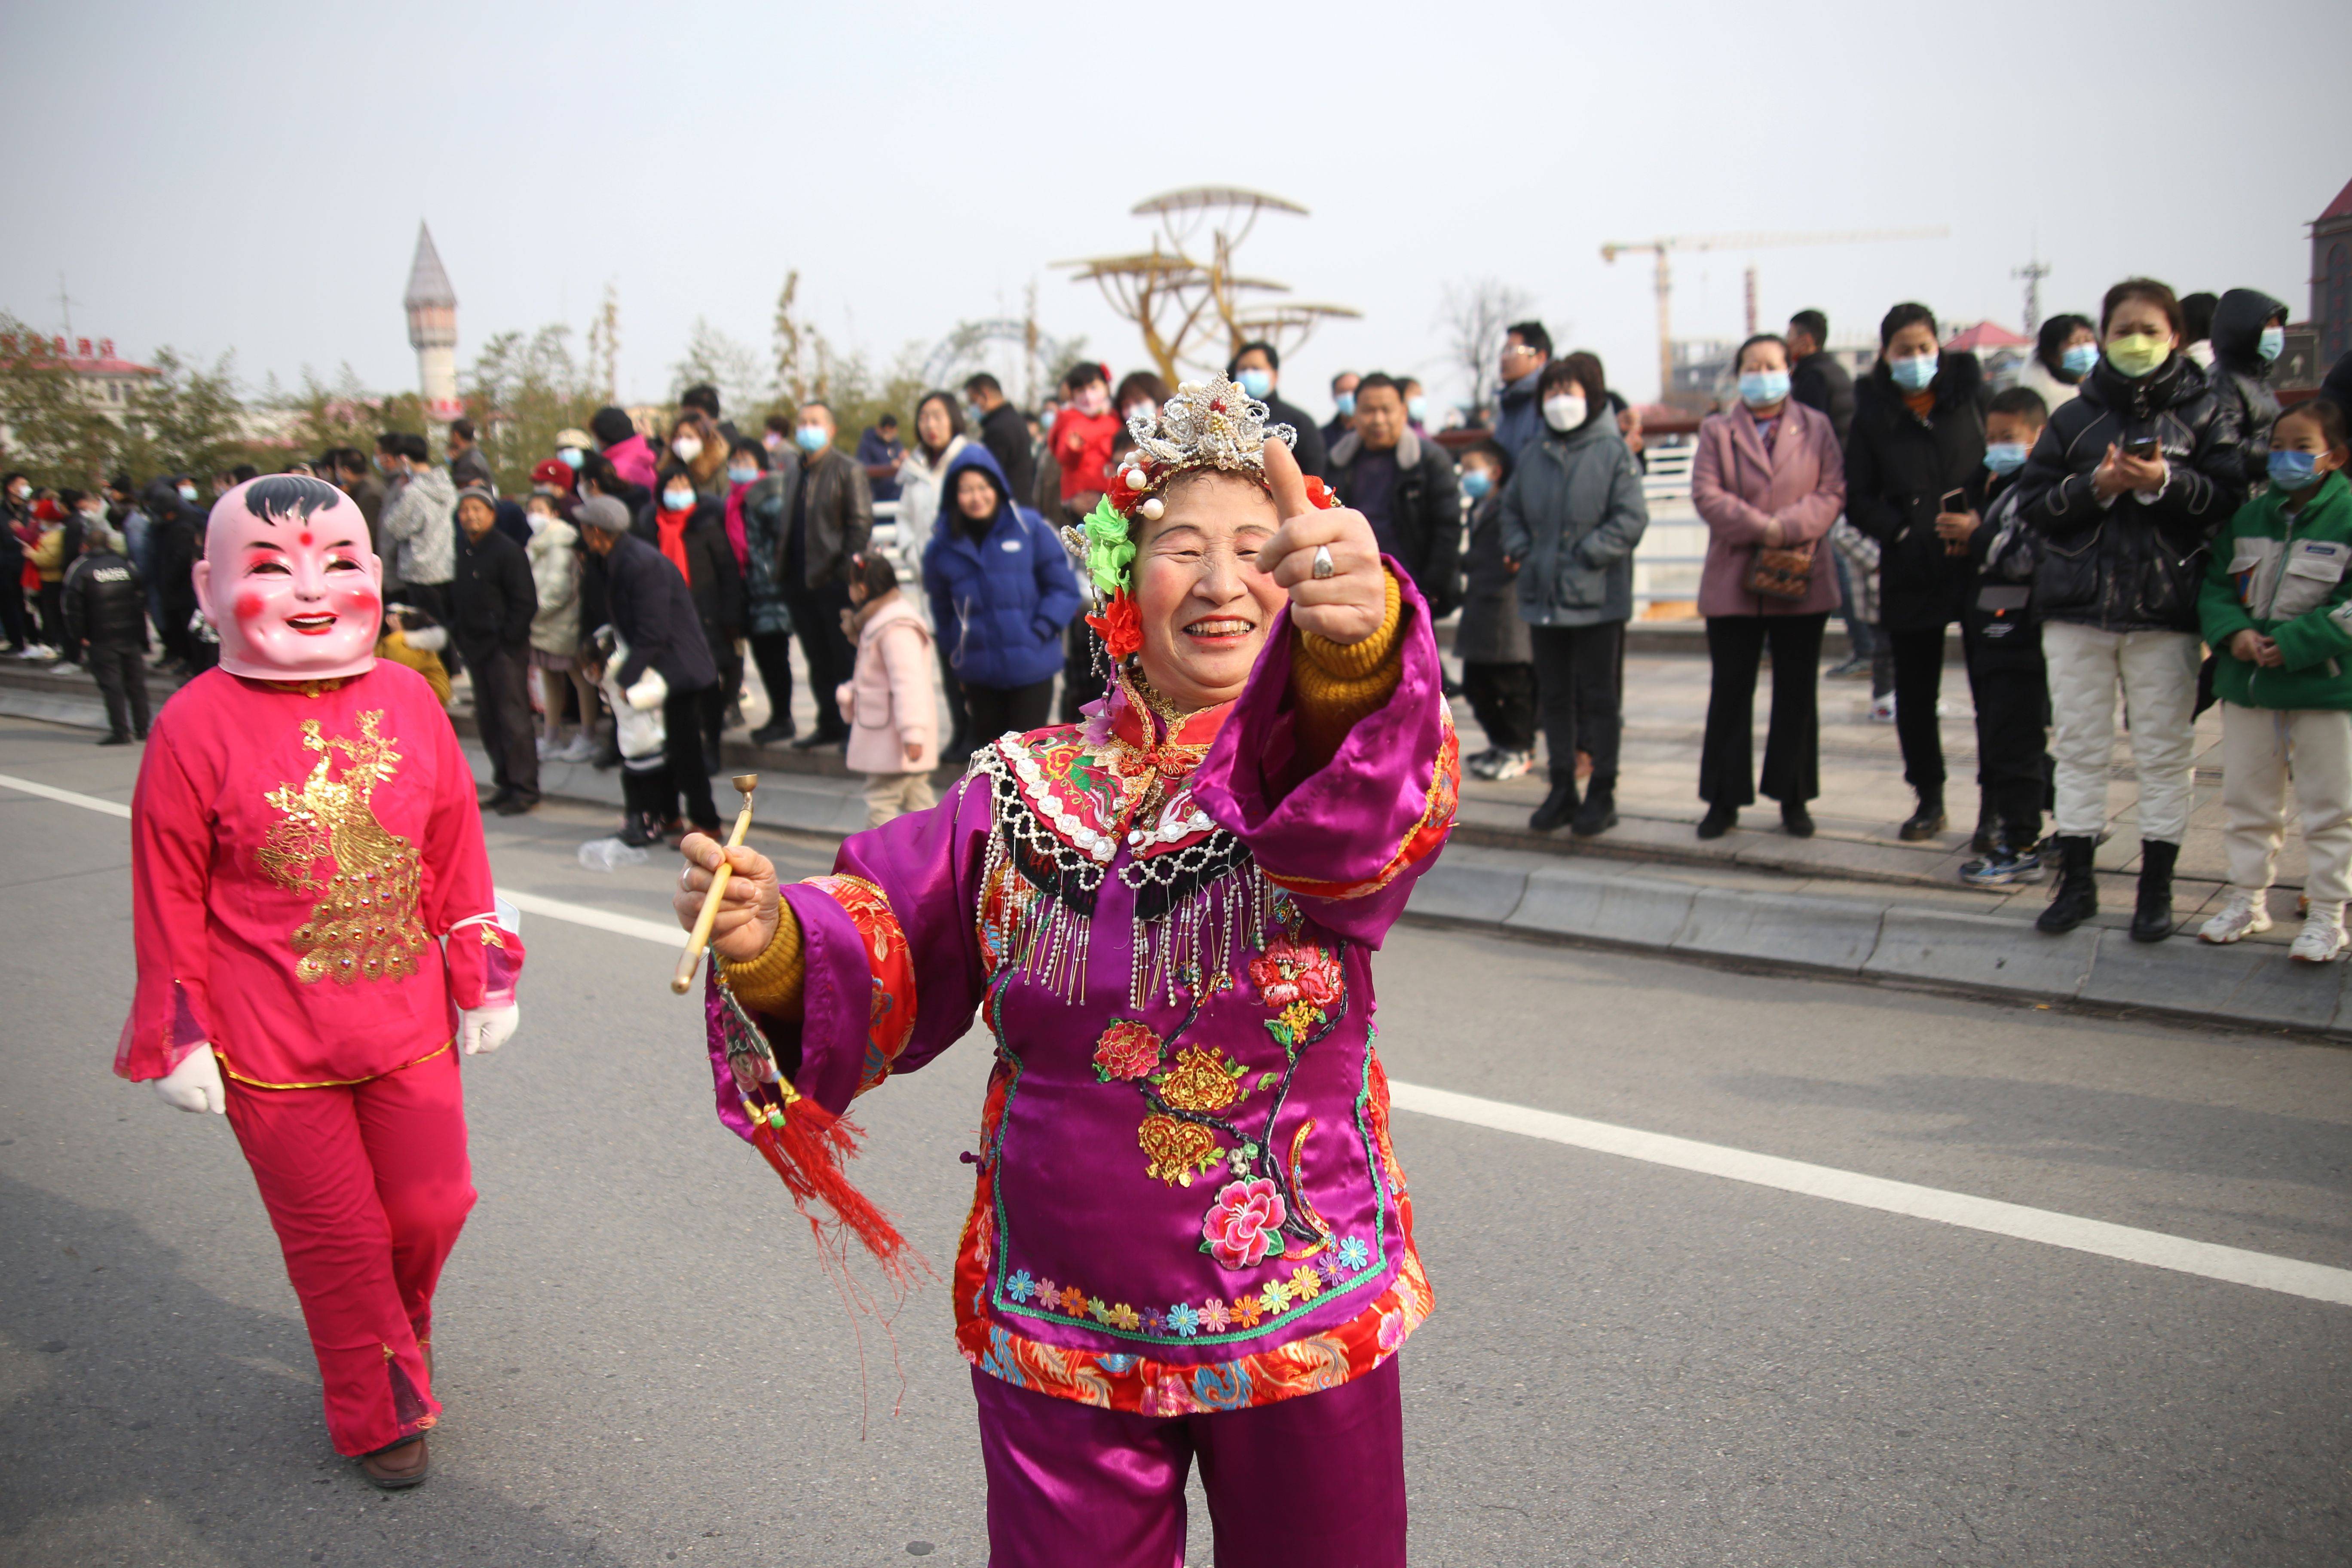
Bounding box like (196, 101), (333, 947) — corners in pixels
(1569, 779), (1617, 838)
(1899, 793), (1947, 842)
(2037, 835), (2098, 933)
(1697, 802), (1739, 840)
(2131, 838), (2179, 943)
(1529, 772), (1579, 833)
(1780, 800), (1815, 838)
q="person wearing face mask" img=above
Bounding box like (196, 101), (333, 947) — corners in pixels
(61, 505), (149, 742)
(0, 472), (29, 656)
(679, 383), (739, 446)
(770, 399), (872, 750)
(1844, 302), (1990, 844)
(664, 410), (732, 501)
(1955, 388), (2055, 885)
(1322, 369), (1360, 453)
(920, 445), (1080, 741)
(28, 495), (80, 666)
(1398, 377), (1430, 436)
(1227, 340), (1328, 478)
(1691, 333), (1848, 840)
(1047, 361), (1122, 522)
(2206, 288), (2291, 490)
(2196, 400), (2352, 962)
(554, 426), (596, 481)
(2015, 276), (2246, 941)
(1453, 439), (1538, 780)
(1499, 352), (1650, 835)
(736, 438), (802, 748)
(890, 390), (974, 756)
(2018, 314), (2099, 413)
(450, 486), (541, 813)
(634, 463), (745, 776)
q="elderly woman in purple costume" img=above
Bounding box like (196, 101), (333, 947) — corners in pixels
(672, 376), (1458, 1568)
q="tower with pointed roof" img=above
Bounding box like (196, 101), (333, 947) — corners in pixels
(2313, 176), (2352, 368)
(404, 221), (461, 422)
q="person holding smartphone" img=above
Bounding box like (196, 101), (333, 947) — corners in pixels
(2013, 277), (2247, 941)
(1843, 303), (1990, 842)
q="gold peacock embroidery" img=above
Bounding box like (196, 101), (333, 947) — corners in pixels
(256, 711), (429, 984)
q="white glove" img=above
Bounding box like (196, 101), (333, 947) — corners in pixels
(459, 1003), (519, 1056)
(625, 673), (666, 712)
(154, 1044), (226, 1114)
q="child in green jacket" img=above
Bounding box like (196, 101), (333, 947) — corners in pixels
(2197, 400), (2352, 959)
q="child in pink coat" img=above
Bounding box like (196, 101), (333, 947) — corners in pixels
(836, 551), (939, 825)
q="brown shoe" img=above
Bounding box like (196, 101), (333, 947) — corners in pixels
(359, 1436), (430, 1490)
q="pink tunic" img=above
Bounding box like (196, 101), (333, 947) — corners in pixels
(707, 571), (1460, 1417)
(118, 661), (519, 1088)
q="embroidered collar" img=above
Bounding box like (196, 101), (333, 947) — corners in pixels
(1110, 663), (1233, 755)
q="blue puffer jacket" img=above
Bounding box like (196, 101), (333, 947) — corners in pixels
(921, 445), (1083, 689)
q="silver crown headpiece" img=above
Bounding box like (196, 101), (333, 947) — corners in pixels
(1113, 373), (1297, 512)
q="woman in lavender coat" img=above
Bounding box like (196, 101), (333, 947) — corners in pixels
(1691, 332), (1848, 839)
(671, 377), (1456, 1568)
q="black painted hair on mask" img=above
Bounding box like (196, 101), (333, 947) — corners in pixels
(242, 474), (346, 526)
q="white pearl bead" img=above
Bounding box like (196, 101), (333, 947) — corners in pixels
(1140, 497), (1164, 521)
(1125, 467), (1147, 490)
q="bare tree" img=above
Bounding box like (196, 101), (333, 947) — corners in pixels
(1439, 278), (1537, 422)
(670, 317), (768, 416)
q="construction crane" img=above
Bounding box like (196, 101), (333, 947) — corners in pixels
(1599, 227), (1950, 398)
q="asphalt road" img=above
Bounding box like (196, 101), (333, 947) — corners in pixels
(0, 714), (2345, 1567)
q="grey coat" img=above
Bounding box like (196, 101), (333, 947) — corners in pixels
(1499, 417), (1649, 627)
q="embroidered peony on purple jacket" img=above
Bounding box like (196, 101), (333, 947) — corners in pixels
(704, 564), (1458, 1418)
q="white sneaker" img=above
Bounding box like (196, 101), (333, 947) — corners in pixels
(2289, 911), (2349, 964)
(1488, 749), (1535, 781)
(559, 733), (598, 763)
(2199, 890), (2273, 944)
(1868, 693), (1897, 724)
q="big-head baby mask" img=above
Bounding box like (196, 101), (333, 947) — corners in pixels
(194, 475), (383, 680)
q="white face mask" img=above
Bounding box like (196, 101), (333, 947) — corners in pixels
(672, 435), (703, 463)
(1542, 393), (1587, 432)
(663, 487), (695, 511)
(1123, 400), (1156, 425)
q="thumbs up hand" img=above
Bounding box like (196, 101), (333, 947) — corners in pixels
(1251, 439), (1387, 646)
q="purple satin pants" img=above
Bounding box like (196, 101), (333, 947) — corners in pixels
(970, 1356), (1406, 1568)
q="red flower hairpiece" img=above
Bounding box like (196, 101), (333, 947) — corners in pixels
(1086, 589), (1143, 660)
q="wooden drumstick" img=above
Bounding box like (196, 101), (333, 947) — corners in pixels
(672, 774), (760, 994)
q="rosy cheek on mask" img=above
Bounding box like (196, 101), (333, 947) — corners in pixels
(335, 581), (380, 613)
(235, 591), (265, 624)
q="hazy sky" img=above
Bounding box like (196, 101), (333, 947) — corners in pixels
(5, 0), (2344, 418)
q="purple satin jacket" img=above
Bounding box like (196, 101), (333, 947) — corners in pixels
(705, 573), (1458, 1417)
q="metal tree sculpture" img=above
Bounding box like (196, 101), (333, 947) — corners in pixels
(1063, 188), (1358, 384)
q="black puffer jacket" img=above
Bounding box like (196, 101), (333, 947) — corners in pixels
(2208, 288), (2287, 489)
(632, 497), (744, 660)
(61, 546), (148, 650)
(1844, 351), (1988, 632)
(449, 524), (537, 652)
(142, 480), (203, 649)
(2014, 354), (2245, 634)
(1325, 427), (1462, 616)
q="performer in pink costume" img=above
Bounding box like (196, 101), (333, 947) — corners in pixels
(677, 380), (1456, 1565)
(118, 475), (524, 1490)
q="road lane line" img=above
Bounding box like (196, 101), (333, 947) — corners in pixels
(1386, 1081), (2352, 1310)
(7, 769), (2346, 1310)
(0, 772), (131, 819)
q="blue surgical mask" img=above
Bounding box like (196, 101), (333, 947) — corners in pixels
(2258, 325), (2286, 364)
(662, 487), (695, 511)
(726, 464), (758, 487)
(1460, 469), (1493, 500)
(1335, 391), (1356, 417)
(1738, 371), (1791, 408)
(558, 447), (585, 470)
(795, 425), (828, 453)
(2268, 449), (2321, 491)
(1888, 353), (1938, 392)
(1984, 441), (2031, 475)
(1237, 369), (1273, 401)
(2059, 343), (2099, 378)
(177, 484), (199, 503)
(1407, 396), (1429, 425)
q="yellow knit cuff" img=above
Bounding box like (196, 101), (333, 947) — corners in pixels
(1293, 570), (1405, 708)
(717, 901), (806, 1017)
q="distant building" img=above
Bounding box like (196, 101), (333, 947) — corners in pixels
(2309, 175), (2352, 371)
(1944, 320), (2032, 387)
(404, 221), (461, 423)
(0, 334), (159, 414)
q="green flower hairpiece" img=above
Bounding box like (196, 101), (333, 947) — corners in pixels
(1077, 494), (1136, 597)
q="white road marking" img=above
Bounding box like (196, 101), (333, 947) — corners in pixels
(7, 767), (2347, 1309)
(1386, 1081), (2352, 1310)
(0, 772), (131, 818)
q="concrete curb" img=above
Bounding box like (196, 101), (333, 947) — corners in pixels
(9, 684), (2344, 1044)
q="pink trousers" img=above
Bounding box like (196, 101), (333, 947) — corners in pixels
(971, 1355), (1405, 1568)
(224, 1047), (474, 1456)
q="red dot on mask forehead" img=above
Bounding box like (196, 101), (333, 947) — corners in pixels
(299, 530), (313, 547)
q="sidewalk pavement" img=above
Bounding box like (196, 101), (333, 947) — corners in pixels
(6, 640), (2344, 1042)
